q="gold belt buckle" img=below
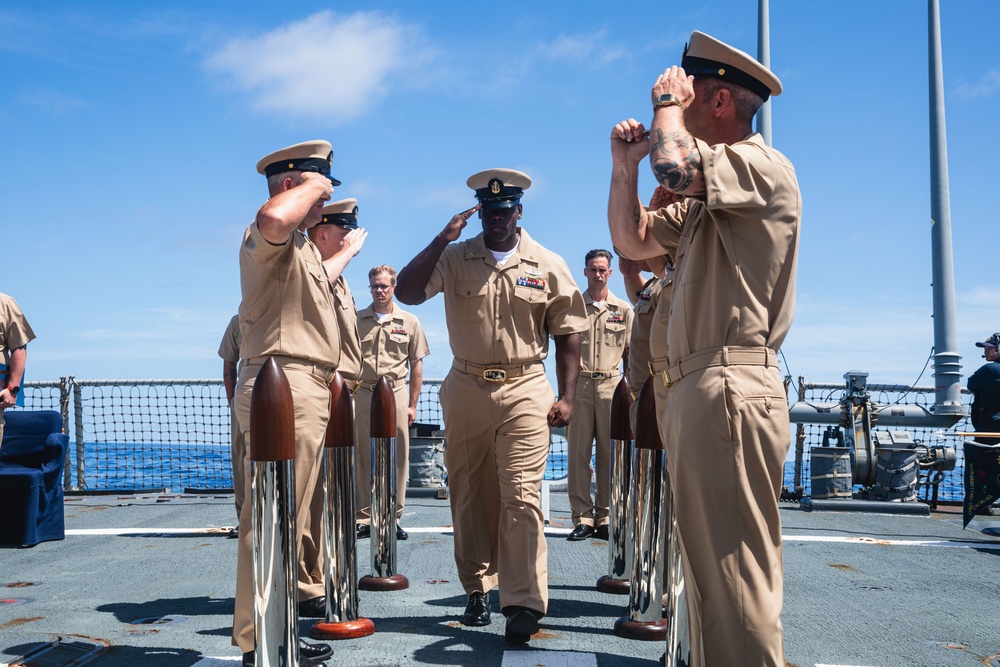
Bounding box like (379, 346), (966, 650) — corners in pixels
(591, 371), (607, 380)
(660, 370), (671, 387)
(483, 368), (507, 383)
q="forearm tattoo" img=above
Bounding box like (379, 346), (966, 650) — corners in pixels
(631, 202), (642, 226)
(651, 130), (701, 192)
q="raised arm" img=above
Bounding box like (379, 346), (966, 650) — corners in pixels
(648, 67), (705, 196)
(256, 172), (333, 245)
(396, 204), (480, 305)
(608, 119), (666, 261)
(321, 228), (368, 284)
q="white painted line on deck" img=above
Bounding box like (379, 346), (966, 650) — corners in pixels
(190, 659), (239, 666)
(501, 650), (597, 667)
(816, 664), (882, 667)
(782, 533), (1000, 550)
(67, 525), (1000, 548)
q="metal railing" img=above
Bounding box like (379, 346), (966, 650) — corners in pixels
(9, 377), (569, 492)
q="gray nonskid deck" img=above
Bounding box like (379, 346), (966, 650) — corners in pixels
(2, 493), (1000, 666)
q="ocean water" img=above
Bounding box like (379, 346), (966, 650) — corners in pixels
(70, 442), (964, 502)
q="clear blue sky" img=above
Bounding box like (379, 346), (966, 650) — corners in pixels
(2, 1), (997, 391)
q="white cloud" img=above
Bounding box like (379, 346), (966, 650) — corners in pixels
(953, 67), (1000, 100)
(204, 10), (436, 123)
(536, 30), (627, 67)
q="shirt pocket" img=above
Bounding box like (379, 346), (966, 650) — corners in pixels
(305, 261), (332, 311)
(603, 321), (628, 349)
(454, 281), (489, 323)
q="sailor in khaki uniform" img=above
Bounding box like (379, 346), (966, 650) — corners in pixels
(218, 313), (245, 527)
(566, 249), (633, 541)
(307, 199), (365, 405)
(233, 140), (366, 667)
(0, 293), (35, 442)
(353, 265), (430, 539)
(618, 253), (669, 431)
(609, 32), (800, 667)
(395, 168), (586, 644)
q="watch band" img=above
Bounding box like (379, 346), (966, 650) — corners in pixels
(653, 94), (683, 110)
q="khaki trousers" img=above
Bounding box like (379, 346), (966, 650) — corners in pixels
(231, 359), (333, 652)
(566, 375), (616, 527)
(353, 381), (410, 523)
(656, 364), (788, 667)
(229, 398), (247, 521)
(439, 368), (552, 614)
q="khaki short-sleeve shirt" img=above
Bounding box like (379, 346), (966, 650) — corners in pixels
(0, 293), (35, 367)
(628, 277), (664, 386)
(357, 304), (430, 384)
(333, 276), (363, 382)
(424, 229), (587, 365)
(645, 134), (800, 361)
(238, 223), (341, 368)
(218, 314), (241, 364)
(580, 290), (633, 374)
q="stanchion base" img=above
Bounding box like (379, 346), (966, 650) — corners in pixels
(613, 615), (667, 641)
(358, 574), (409, 591)
(596, 575), (630, 594)
(310, 617), (376, 640)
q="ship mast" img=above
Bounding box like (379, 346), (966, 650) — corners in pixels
(755, 0), (772, 145)
(928, 0), (964, 416)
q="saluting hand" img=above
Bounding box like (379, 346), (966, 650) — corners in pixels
(547, 398), (573, 428)
(342, 227), (368, 257)
(651, 66), (695, 109)
(610, 118), (650, 165)
(441, 204), (481, 242)
(300, 171), (335, 201)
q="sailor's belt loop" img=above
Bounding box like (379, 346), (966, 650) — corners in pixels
(452, 359), (545, 383)
(585, 369), (620, 381)
(663, 346), (777, 386)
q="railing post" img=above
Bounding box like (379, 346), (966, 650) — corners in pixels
(598, 378), (634, 594)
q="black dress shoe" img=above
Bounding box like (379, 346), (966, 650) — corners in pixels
(241, 642), (332, 667)
(356, 523), (370, 539)
(228, 527), (239, 539)
(299, 640), (333, 665)
(462, 591), (491, 626)
(504, 607), (540, 644)
(593, 524), (610, 541)
(298, 595), (327, 618)
(567, 524), (594, 541)
(396, 523), (409, 540)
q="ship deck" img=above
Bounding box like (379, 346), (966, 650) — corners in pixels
(3, 489), (1000, 667)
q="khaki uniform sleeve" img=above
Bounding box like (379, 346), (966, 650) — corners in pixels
(645, 203), (687, 254)
(423, 246), (452, 301)
(698, 137), (778, 212)
(543, 254), (588, 336)
(218, 314), (242, 363)
(1, 296), (36, 352)
(243, 221), (293, 266)
(407, 314), (431, 362)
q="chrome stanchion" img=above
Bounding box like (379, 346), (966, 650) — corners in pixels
(250, 358), (299, 667)
(312, 373), (375, 640)
(358, 377), (409, 591)
(614, 375), (667, 641)
(598, 377), (633, 595)
(663, 505), (690, 666)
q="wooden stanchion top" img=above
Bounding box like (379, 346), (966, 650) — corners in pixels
(370, 376), (396, 439)
(634, 375), (663, 451)
(250, 357), (295, 461)
(325, 372), (354, 449)
(610, 377), (634, 442)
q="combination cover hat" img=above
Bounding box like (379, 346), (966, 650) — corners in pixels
(318, 199), (359, 228)
(976, 333), (1000, 348)
(256, 139), (342, 186)
(681, 30), (782, 100)
(468, 168), (532, 210)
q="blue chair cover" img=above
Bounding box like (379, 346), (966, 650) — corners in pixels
(0, 410), (68, 546)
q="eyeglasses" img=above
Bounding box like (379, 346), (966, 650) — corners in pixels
(370, 284), (393, 292)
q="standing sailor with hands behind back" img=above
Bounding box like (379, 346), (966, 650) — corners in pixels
(608, 31), (800, 667)
(395, 169), (587, 644)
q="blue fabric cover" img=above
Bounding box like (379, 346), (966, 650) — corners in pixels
(0, 410), (67, 546)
